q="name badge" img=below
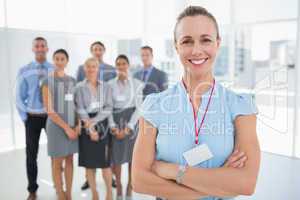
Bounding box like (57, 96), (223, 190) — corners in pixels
(183, 143), (213, 166)
(91, 101), (100, 109)
(116, 95), (126, 102)
(65, 93), (73, 101)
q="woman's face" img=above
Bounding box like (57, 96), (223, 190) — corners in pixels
(53, 53), (68, 70)
(116, 58), (129, 78)
(175, 15), (220, 79)
(84, 61), (99, 81)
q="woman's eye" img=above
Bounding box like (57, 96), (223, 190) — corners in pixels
(182, 40), (193, 44)
(202, 39), (212, 43)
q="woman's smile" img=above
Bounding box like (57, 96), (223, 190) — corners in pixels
(188, 58), (209, 67)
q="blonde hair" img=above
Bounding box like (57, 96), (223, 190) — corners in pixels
(84, 57), (99, 68)
(174, 6), (220, 42)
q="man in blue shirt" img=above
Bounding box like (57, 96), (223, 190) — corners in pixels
(16, 37), (54, 200)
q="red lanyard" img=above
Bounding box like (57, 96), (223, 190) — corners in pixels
(182, 79), (215, 145)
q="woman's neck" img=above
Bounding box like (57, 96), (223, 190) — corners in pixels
(118, 73), (128, 81)
(88, 78), (98, 87)
(183, 72), (214, 97)
(54, 69), (65, 77)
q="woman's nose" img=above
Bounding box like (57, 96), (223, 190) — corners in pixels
(191, 41), (204, 56)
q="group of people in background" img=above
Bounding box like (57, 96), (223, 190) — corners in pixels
(16, 37), (168, 200)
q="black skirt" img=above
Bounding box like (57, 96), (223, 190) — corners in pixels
(78, 113), (111, 169)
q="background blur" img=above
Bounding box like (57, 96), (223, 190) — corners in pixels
(0, 0), (300, 199)
(1, 0), (299, 157)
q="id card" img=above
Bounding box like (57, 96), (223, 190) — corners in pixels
(115, 95), (126, 102)
(91, 101), (100, 109)
(65, 93), (73, 101)
(183, 143), (213, 166)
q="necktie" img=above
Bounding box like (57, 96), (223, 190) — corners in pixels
(99, 65), (103, 81)
(37, 65), (45, 102)
(38, 65), (45, 86)
(142, 70), (148, 82)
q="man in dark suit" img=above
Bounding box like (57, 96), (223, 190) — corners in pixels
(76, 41), (117, 190)
(134, 46), (168, 99)
(134, 46), (168, 200)
(76, 41), (116, 82)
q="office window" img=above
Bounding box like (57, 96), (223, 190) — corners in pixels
(0, 0), (5, 27)
(0, 30), (13, 151)
(187, 0), (231, 25)
(142, 0), (176, 38)
(65, 0), (143, 37)
(234, 0), (298, 23)
(6, 0), (67, 31)
(234, 21), (297, 156)
(214, 26), (230, 79)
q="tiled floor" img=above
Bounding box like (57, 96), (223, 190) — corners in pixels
(0, 145), (299, 200)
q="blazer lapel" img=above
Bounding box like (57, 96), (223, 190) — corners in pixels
(137, 70), (143, 81)
(147, 67), (156, 83)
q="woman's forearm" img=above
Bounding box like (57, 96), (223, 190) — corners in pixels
(133, 118), (207, 199)
(132, 168), (207, 199)
(164, 116), (260, 197)
(48, 112), (70, 131)
(178, 166), (256, 197)
(42, 85), (70, 131)
(92, 105), (113, 124)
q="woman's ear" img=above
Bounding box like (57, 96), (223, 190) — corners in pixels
(216, 37), (221, 49)
(174, 41), (179, 53)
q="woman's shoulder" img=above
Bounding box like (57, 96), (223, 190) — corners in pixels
(218, 82), (258, 119)
(131, 77), (145, 88)
(219, 83), (255, 104)
(101, 80), (110, 88)
(41, 74), (54, 86)
(74, 80), (86, 92)
(65, 75), (76, 82)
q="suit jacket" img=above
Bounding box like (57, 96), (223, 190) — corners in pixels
(133, 66), (168, 98)
(76, 63), (116, 82)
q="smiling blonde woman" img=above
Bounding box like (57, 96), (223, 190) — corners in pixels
(132, 6), (260, 200)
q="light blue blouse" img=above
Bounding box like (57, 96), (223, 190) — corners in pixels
(141, 81), (258, 200)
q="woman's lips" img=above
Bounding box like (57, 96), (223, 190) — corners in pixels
(189, 58), (208, 67)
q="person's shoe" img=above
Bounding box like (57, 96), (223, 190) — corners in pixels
(81, 181), (90, 190)
(112, 178), (117, 188)
(26, 192), (37, 200)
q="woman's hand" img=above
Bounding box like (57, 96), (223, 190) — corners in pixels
(152, 150), (248, 181)
(65, 126), (78, 140)
(124, 126), (132, 135)
(75, 120), (81, 136)
(116, 129), (126, 140)
(90, 131), (99, 142)
(83, 119), (92, 129)
(224, 149), (247, 168)
(111, 127), (119, 136)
